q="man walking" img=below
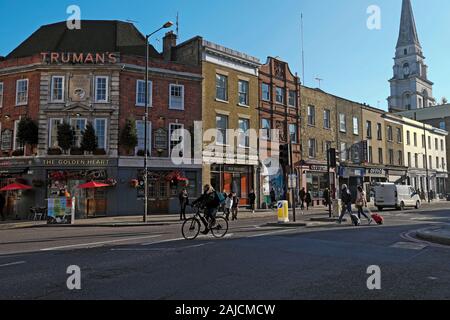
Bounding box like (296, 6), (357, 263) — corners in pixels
(178, 188), (189, 220)
(299, 187), (306, 210)
(249, 189), (256, 214)
(338, 184), (353, 224)
(231, 192), (240, 221)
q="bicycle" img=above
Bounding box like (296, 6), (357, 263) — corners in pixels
(181, 204), (229, 240)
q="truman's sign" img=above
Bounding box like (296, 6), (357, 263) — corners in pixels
(41, 52), (119, 64)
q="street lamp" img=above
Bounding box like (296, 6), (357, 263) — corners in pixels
(143, 21), (173, 223)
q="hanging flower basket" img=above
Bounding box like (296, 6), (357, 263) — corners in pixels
(130, 179), (139, 188)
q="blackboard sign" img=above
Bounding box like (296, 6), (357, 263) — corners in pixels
(1, 130), (12, 151)
(154, 128), (168, 150)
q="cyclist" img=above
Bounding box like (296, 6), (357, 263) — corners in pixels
(192, 184), (221, 235)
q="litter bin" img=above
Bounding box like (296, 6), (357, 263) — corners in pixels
(277, 201), (289, 223)
(332, 199), (342, 218)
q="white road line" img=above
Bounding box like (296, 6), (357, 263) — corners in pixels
(141, 237), (185, 246)
(112, 242), (213, 252)
(246, 229), (298, 238)
(0, 261), (26, 268)
(40, 235), (163, 251)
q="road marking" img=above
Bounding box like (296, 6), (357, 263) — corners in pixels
(112, 242), (213, 252)
(0, 261), (26, 268)
(40, 235), (163, 251)
(390, 242), (427, 250)
(246, 229), (298, 238)
(141, 237), (185, 246)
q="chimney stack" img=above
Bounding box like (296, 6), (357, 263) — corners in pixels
(163, 31), (177, 61)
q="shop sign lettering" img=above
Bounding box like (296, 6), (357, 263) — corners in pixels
(43, 159), (110, 166)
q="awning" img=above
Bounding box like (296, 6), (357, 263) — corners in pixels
(77, 181), (110, 189)
(0, 183), (33, 191)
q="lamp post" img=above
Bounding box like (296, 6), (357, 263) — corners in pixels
(143, 21), (173, 223)
(423, 124), (431, 204)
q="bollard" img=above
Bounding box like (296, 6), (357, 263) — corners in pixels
(277, 201), (289, 224)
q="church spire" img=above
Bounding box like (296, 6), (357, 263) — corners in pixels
(396, 0), (421, 48)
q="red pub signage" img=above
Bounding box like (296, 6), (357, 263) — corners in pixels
(41, 52), (119, 64)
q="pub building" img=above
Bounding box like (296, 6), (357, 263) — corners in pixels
(0, 20), (202, 218)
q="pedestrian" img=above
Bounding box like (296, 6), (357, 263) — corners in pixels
(323, 188), (330, 207)
(305, 191), (312, 210)
(356, 186), (372, 224)
(270, 188), (276, 209)
(338, 184), (353, 224)
(224, 193), (233, 221)
(0, 192), (6, 221)
(249, 189), (256, 213)
(231, 192), (240, 221)
(299, 187), (306, 210)
(178, 188), (189, 220)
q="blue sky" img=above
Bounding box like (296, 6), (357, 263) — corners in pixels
(0, 0), (449, 110)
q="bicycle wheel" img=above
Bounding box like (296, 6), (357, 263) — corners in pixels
(210, 217), (228, 239)
(182, 218), (201, 240)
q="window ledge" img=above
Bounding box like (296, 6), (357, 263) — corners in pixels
(215, 98), (229, 104)
(237, 103), (249, 108)
(169, 107), (185, 111)
(16, 103), (28, 107)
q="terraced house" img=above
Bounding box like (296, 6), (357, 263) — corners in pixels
(171, 37), (261, 206)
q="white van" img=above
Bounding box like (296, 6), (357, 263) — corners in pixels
(373, 183), (421, 211)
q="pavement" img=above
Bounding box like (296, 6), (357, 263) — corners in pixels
(416, 225), (450, 246)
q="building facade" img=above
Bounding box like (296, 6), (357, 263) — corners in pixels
(0, 21), (203, 219)
(396, 104), (450, 192)
(173, 37), (260, 206)
(388, 0), (435, 112)
(258, 57), (301, 206)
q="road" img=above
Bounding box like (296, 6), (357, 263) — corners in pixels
(0, 204), (449, 300)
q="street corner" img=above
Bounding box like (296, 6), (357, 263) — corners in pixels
(416, 225), (450, 246)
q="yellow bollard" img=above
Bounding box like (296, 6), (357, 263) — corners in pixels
(277, 201), (289, 224)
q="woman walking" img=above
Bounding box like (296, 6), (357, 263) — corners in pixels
(356, 186), (372, 224)
(305, 191), (312, 210)
(224, 193), (233, 221)
(249, 189), (256, 213)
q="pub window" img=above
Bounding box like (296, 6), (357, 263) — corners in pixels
(0, 82), (3, 108)
(70, 118), (87, 148)
(169, 123), (184, 153)
(13, 120), (24, 151)
(51, 76), (65, 102)
(94, 76), (108, 103)
(169, 84), (185, 110)
(94, 118), (107, 150)
(48, 118), (63, 148)
(16, 79), (29, 106)
(136, 80), (152, 107)
(136, 120), (152, 155)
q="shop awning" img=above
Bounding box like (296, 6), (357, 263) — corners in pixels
(77, 181), (110, 189)
(0, 182), (33, 191)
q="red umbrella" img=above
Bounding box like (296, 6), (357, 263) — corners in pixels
(0, 183), (33, 192)
(77, 181), (110, 189)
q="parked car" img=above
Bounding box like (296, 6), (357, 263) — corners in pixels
(373, 183), (421, 211)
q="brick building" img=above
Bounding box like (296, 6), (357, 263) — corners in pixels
(0, 21), (203, 218)
(258, 57), (301, 206)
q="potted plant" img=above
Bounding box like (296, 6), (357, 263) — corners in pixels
(57, 122), (74, 154)
(81, 122), (98, 155)
(17, 117), (39, 155)
(94, 148), (107, 155)
(47, 148), (62, 155)
(130, 179), (139, 188)
(70, 147), (83, 155)
(12, 149), (24, 157)
(120, 118), (138, 156)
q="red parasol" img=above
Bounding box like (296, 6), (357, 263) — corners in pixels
(0, 183), (33, 192)
(77, 181), (110, 189)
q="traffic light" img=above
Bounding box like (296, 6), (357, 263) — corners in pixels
(279, 144), (290, 168)
(329, 148), (337, 168)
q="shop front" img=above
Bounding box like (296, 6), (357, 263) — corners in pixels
(387, 168), (408, 184)
(338, 166), (365, 201)
(210, 164), (255, 206)
(435, 172), (448, 198)
(300, 162), (336, 206)
(35, 157), (118, 218)
(0, 158), (35, 220)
